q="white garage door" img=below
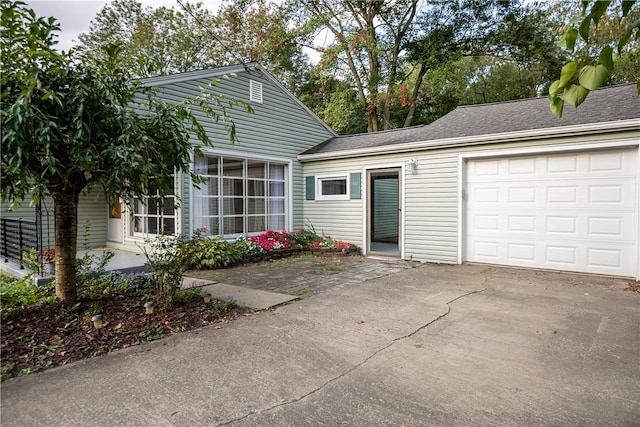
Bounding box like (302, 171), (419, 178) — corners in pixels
(465, 148), (638, 277)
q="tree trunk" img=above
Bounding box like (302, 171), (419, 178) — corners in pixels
(52, 189), (80, 304)
(404, 63), (428, 128)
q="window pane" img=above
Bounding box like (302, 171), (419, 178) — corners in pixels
(148, 217), (158, 234)
(247, 161), (265, 178)
(163, 198), (176, 216)
(321, 179), (347, 195)
(268, 215), (285, 231)
(248, 198), (265, 214)
(133, 199), (144, 215)
(269, 181), (284, 197)
(248, 216), (266, 233)
(223, 158), (243, 177)
(206, 157), (219, 175)
(270, 198), (285, 214)
(248, 180), (265, 196)
(223, 178), (244, 197)
(162, 218), (175, 235)
(198, 177), (218, 195)
(223, 197), (244, 215)
(132, 216), (143, 233)
(195, 156), (219, 175)
(194, 197), (218, 217)
(148, 200), (158, 215)
(194, 217), (220, 235)
(223, 216), (244, 234)
(270, 164), (284, 180)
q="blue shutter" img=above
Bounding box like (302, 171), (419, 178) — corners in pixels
(305, 176), (315, 200)
(350, 172), (361, 199)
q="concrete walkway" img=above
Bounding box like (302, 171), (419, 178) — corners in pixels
(1, 263), (638, 426)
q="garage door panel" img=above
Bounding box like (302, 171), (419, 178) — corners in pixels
(465, 149), (638, 277)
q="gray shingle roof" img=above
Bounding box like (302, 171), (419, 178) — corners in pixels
(302, 84), (639, 156)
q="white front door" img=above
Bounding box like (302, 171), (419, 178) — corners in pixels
(465, 148), (638, 277)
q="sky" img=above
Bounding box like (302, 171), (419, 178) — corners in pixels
(27, 1), (221, 52)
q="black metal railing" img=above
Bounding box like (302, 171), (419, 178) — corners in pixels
(1, 217), (39, 270)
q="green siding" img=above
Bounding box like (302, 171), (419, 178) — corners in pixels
(1, 188), (108, 250)
(149, 68), (334, 236)
(302, 131), (639, 265)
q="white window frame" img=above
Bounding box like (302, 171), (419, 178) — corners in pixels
(191, 152), (291, 239)
(316, 175), (350, 201)
(127, 174), (179, 241)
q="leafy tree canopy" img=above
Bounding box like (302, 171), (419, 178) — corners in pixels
(1, 0), (242, 303)
(77, 0), (307, 88)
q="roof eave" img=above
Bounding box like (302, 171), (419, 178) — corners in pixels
(298, 119), (640, 162)
(139, 63), (255, 86)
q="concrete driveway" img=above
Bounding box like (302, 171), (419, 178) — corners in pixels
(1, 263), (638, 426)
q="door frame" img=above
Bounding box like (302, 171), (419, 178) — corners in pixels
(363, 164), (405, 258)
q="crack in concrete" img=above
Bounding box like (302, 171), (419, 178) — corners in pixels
(216, 288), (486, 426)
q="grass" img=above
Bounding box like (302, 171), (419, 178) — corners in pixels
(288, 287), (311, 296)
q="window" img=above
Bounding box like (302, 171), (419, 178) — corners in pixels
(250, 80), (263, 103)
(193, 155), (287, 238)
(130, 180), (177, 238)
(316, 176), (349, 200)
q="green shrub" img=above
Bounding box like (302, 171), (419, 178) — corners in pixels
(78, 271), (153, 299)
(180, 237), (239, 270)
(142, 235), (186, 309)
(233, 236), (262, 257)
(0, 276), (56, 320)
(287, 230), (322, 248)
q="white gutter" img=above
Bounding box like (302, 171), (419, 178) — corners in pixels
(297, 119), (640, 162)
(139, 63), (254, 86)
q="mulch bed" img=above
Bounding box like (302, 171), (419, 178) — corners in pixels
(1, 294), (245, 381)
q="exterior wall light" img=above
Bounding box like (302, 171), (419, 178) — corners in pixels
(406, 158), (417, 174)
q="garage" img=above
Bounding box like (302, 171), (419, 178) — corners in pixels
(465, 148), (638, 277)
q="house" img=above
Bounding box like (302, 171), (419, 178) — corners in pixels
(0, 62), (335, 269)
(299, 84), (640, 279)
(3, 65), (638, 281)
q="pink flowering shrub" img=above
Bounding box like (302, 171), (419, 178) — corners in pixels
(250, 230), (292, 251)
(234, 230), (356, 256)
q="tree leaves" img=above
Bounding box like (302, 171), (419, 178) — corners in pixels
(563, 83), (589, 107)
(549, 0), (639, 118)
(1, 1), (248, 302)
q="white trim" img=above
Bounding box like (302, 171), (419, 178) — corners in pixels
(287, 160), (293, 232)
(298, 120), (640, 162)
(457, 138), (639, 160)
(636, 146), (640, 281)
(457, 155), (465, 265)
(361, 165), (367, 255)
(362, 162), (405, 258)
(315, 174), (350, 201)
(199, 146), (292, 164)
(457, 139), (640, 280)
(188, 151), (292, 238)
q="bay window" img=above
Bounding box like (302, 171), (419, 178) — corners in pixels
(193, 154), (287, 238)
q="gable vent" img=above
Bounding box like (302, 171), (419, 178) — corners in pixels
(250, 80), (263, 103)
